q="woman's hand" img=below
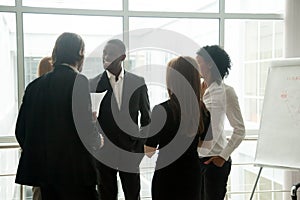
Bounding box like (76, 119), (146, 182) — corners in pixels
(204, 156), (226, 167)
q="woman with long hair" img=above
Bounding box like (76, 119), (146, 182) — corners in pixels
(144, 56), (211, 200)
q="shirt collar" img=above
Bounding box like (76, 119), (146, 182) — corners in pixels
(61, 63), (79, 73)
(106, 67), (124, 80)
(204, 81), (224, 96)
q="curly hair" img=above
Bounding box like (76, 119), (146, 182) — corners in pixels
(196, 45), (231, 79)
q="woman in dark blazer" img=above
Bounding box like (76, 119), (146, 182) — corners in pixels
(144, 56), (211, 200)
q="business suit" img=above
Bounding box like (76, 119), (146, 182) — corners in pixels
(90, 70), (150, 200)
(15, 65), (100, 200)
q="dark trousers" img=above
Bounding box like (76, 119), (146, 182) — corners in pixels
(97, 162), (141, 200)
(199, 157), (232, 200)
(40, 184), (98, 200)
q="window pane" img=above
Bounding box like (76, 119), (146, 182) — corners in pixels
(244, 98), (258, 125)
(245, 63), (257, 96)
(259, 62), (270, 96)
(129, 0), (218, 12)
(23, 14), (123, 85)
(260, 22), (273, 59)
(0, 148), (19, 175)
(274, 22), (284, 58)
(129, 17), (219, 107)
(0, 148), (20, 200)
(0, 176), (20, 200)
(0, 12), (17, 137)
(22, 0), (122, 10)
(0, 0), (15, 6)
(224, 19), (284, 130)
(129, 17), (219, 59)
(244, 21), (259, 61)
(225, 0), (284, 14)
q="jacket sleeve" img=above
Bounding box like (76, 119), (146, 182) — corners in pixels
(145, 105), (163, 148)
(72, 74), (103, 153)
(139, 78), (151, 137)
(15, 93), (27, 149)
(219, 86), (246, 160)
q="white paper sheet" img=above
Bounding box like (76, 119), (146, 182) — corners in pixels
(90, 91), (107, 117)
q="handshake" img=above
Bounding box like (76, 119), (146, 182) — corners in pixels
(92, 111), (104, 149)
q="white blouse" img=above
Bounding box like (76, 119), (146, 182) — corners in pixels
(198, 82), (245, 161)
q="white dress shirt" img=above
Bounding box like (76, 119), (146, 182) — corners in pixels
(198, 82), (246, 161)
(106, 68), (124, 110)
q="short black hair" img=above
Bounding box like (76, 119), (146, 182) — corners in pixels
(196, 45), (231, 79)
(52, 32), (85, 67)
(106, 39), (126, 54)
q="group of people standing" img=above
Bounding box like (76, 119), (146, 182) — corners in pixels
(15, 32), (245, 200)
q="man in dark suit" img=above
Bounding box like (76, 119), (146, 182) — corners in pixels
(89, 39), (150, 200)
(15, 32), (102, 200)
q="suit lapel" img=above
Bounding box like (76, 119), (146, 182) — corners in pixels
(96, 72), (111, 93)
(120, 71), (129, 111)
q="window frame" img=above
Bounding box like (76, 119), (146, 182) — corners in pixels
(0, 0), (283, 140)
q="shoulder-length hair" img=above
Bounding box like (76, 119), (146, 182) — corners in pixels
(166, 56), (204, 137)
(37, 56), (52, 77)
(51, 32), (85, 67)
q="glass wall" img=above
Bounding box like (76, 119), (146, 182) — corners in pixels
(224, 20), (284, 129)
(0, 0), (288, 199)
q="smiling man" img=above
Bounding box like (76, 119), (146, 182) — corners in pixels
(89, 39), (151, 200)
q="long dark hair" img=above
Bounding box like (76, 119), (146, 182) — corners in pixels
(51, 32), (85, 67)
(166, 56), (204, 136)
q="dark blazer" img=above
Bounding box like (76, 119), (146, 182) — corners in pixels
(15, 65), (100, 186)
(145, 100), (211, 200)
(89, 71), (150, 155)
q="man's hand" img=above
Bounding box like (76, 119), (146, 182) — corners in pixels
(144, 145), (156, 158)
(204, 156), (226, 167)
(99, 134), (104, 149)
(92, 111), (97, 121)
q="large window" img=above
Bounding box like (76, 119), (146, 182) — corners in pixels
(0, 0), (287, 199)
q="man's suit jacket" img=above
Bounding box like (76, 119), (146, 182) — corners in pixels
(15, 65), (99, 186)
(89, 71), (150, 156)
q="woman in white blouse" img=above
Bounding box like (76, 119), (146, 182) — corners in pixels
(196, 45), (245, 200)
